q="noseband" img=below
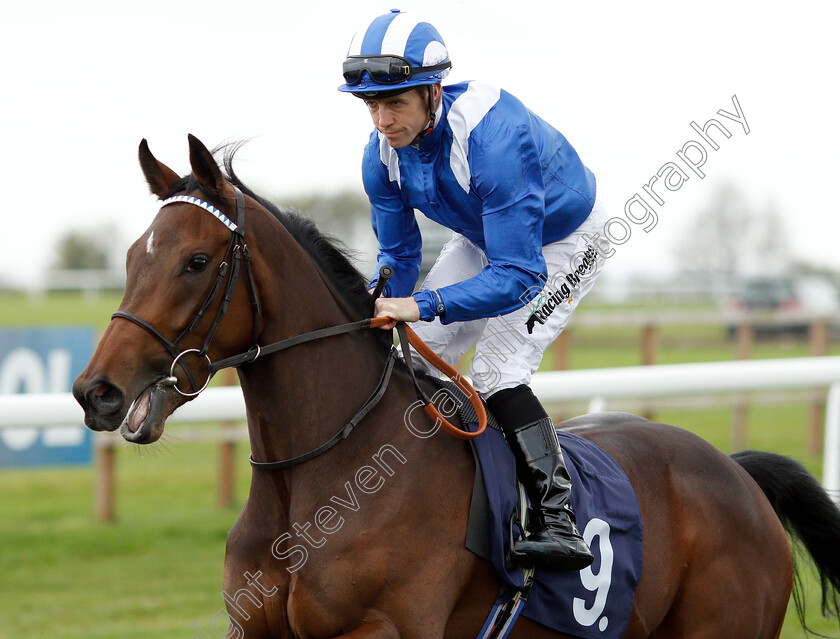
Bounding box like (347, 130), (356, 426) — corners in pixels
(111, 187), (261, 396)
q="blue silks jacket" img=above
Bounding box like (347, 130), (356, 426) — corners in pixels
(363, 81), (596, 323)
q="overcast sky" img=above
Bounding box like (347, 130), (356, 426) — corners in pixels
(2, 0), (838, 288)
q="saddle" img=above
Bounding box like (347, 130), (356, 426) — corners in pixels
(428, 379), (644, 639)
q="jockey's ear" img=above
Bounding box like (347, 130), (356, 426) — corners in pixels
(187, 134), (235, 201)
(138, 139), (180, 199)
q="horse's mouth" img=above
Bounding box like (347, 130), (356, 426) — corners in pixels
(120, 381), (176, 444)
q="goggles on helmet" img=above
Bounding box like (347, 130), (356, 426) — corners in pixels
(342, 54), (451, 86)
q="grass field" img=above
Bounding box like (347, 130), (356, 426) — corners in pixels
(1, 292), (839, 638)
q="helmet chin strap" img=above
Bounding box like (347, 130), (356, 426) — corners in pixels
(413, 85), (438, 144)
(423, 85), (437, 137)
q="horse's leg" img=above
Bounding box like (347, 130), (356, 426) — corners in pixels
(579, 420), (695, 637)
(444, 557), (498, 636)
(577, 418), (792, 639)
(649, 552), (789, 639)
(328, 610), (400, 638)
(222, 565), (291, 639)
(445, 558), (578, 639)
(645, 459), (792, 639)
(222, 489), (293, 638)
(289, 601), (446, 638)
(288, 562), (469, 639)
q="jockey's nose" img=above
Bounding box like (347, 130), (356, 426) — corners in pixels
(73, 376), (125, 418)
(377, 108), (394, 129)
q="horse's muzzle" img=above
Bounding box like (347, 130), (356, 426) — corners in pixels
(73, 376), (126, 432)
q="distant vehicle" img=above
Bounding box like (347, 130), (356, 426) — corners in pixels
(726, 276), (840, 337)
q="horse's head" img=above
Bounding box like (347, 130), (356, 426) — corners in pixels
(73, 135), (260, 444)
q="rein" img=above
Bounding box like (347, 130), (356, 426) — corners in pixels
(247, 318), (488, 471)
(112, 188), (487, 471)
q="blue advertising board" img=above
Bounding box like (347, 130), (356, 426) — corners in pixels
(0, 327), (95, 468)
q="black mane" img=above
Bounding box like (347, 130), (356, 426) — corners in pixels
(163, 145), (380, 335)
(225, 152), (379, 322)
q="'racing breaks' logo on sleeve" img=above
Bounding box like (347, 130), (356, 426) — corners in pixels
(525, 245), (598, 334)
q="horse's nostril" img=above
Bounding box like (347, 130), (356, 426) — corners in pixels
(86, 381), (124, 415)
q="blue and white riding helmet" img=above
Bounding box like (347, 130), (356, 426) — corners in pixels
(338, 9), (452, 97)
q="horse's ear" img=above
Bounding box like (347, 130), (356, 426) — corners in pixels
(138, 139), (180, 199)
(188, 134), (233, 199)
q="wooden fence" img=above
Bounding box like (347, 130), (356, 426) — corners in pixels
(552, 310), (836, 453)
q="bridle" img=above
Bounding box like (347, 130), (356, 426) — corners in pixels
(112, 187), (260, 397)
(110, 185), (487, 469)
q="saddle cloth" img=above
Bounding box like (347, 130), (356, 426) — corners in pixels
(430, 381), (644, 639)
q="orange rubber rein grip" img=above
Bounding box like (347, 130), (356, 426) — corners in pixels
(368, 314), (487, 440)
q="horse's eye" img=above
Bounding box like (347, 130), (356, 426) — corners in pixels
(186, 255), (210, 273)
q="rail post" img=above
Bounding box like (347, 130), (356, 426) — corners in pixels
(732, 321), (754, 451)
(810, 319), (828, 455)
(823, 383), (840, 504)
(95, 433), (117, 523)
(551, 330), (572, 422)
(218, 368), (237, 509)
(640, 323), (658, 420)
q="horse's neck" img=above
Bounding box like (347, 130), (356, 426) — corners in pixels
(232, 218), (472, 524)
(234, 233), (392, 497)
(237, 330), (387, 463)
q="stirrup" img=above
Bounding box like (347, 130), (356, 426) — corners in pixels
(507, 509), (534, 570)
(506, 483), (535, 570)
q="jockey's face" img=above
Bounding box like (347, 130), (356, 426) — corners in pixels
(364, 86), (436, 148)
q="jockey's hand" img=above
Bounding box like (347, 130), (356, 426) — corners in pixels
(374, 297), (420, 330)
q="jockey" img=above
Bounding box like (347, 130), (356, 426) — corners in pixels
(339, 9), (609, 570)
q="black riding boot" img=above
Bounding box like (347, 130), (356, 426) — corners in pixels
(487, 385), (594, 570)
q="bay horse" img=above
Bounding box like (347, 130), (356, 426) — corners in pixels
(73, 135), (840, 638)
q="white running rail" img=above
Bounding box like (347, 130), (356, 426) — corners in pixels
(2, 357), (839, 499)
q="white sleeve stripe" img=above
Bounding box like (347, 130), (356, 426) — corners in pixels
(448, 83), (502, 193)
